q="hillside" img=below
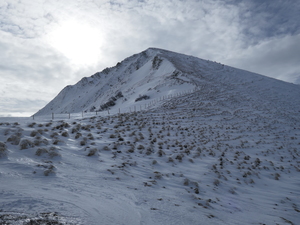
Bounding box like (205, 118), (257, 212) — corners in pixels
(0, 48), (300, 224)
(34, 48), (300, 117)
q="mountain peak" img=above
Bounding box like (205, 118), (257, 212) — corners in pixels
(34, 48), (300, 117)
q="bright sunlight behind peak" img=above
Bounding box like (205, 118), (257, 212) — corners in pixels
(47, 20), (103, 67)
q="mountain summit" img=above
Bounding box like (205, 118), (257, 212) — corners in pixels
(34, 48), (300, 116)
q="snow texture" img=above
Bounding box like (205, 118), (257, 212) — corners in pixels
(1, 48), (300, 224)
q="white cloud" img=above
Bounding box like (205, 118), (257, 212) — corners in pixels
(0, 0), (299, 116)
(224, 34), (300, 83)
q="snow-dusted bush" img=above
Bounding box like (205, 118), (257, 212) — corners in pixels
(0, 142), (7, 157)
(61, 131), (69, 137)
(213, 179), (220, 186)
(44, 165), (56, 176)
(34, 138), (49, 147)
(137, 144), (145, 150)
(80, 139), (87, 146)
(157, 149), (165, 157)
(53, 138), (64, 145)
(19, 139), (34, 150)
(7, 134), (21, 145)
(28, 122), (36, 128)
(35, 148), (48, 156)
(50, 132), (59, 138)
(87, 148), (98, 156)
(75, 132), (82, 139)
(103, 145), (110, 151)
(30, 130), (38, 137)
(135, 95), (150, 102)
(48, 147), (61, 158)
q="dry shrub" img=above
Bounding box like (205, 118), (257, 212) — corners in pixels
(34, 138), (49, 146)
(87, 148), (98, 156)
(75, 133), (82, 139)
(0, 142), (7, 157)
(19, 139), (34, 150)
(35, 148), (48, 156)
(213, 179), (220, 186)
(103, 146), (110, 151)
(30, 130), (38, 137)
(137, 144), (145, 150)
(61, 131), (69, 137)
(7, 134), (21, 145)
(157, 149), (165, 157)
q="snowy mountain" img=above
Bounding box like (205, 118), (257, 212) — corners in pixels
(35, 47), (300, 117)
(1, 48), (300, 224)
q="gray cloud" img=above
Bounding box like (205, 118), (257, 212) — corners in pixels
(0, 0), (299, 116)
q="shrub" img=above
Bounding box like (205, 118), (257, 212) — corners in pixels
(48, 149), (61, 158)
(7, 134), (21, 145)
(183, 178), (190, 186)
(168, 157), (174, 163)
(50, 132), (59, 138)
(44, 165), (55, 176)
(0, 142), (7, 157)
(135, 95), (150, 102)
(152, 160), (157, 165)
(87, 148), (98, 156)
(35, 148), (48, 156)
(137, 144), (145, 150)
(175, 154), (183, 162)
(103, 146), (110, 151)
(53, 139), (63, 145)
(213, 179), (220, 186)
(30, 130), (38, 137)
(34, 138), (49, 146)
(19, 139), (34, 150)
(157, 149), (165, 157)
(61, 131), (69, 137)
(80, 140), (86, 146)
(75, 133), (82, 139)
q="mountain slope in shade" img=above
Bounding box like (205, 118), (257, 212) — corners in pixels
(34, 48), (300, 117)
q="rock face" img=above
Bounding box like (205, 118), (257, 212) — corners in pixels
(34, 47), (300, 116)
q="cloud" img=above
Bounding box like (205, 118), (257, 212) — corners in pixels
(223, 34), (300, 83)
(0, 0), (299, 116)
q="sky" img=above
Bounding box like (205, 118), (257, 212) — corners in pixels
(0, 0), (299, 117)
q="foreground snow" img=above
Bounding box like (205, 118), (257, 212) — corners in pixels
(1, 89), (300, 224)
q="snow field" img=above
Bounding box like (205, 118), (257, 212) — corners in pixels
(1, 88), (300, 224)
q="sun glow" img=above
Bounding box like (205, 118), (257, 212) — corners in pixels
(47, 20), (103, 66)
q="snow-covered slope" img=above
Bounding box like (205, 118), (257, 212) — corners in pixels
(35, 47), (300, 117)
(34, 48), (194, 116)
(1, 48), (300, 224)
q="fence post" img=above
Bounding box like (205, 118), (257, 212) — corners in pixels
(119, 108), (120, 114)
(69, 113), (70, 119)
(82, 111), (83, 117)
(32, 115), (34, 120)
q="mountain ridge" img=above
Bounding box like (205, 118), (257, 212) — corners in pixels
(34, 48), (300, 117)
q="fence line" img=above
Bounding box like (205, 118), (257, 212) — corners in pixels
(32, 88), (199, 120)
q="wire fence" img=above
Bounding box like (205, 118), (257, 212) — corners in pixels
(32, 88), (199, 121)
